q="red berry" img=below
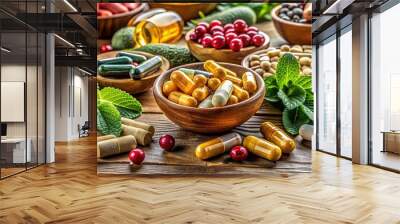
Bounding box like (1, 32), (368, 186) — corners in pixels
(212, 31), (224, 37)
(229, 38), (243, 52)
(230, 146), (248, 161)
(201, 36), (213, 48)
(189, 32), (198, 41)
(233, 19), (248, 33)
(210, 26), (224, 34)
(225, 32), (237, 45)
(212, 35), (225, 49)
(197, 22), (209, 30)
(128, 148), (145, 165)
(246, 31), (258, 38)
(252, 34), (265, 47)
(225, 28), (236, 34)
(238, 34), (251, 47)
(247, 26), (258, 32)
(224, 23), (234, 31)
(197, 37), (203, 44)
(195, 25), (207, 37)
(159, 134), (175, 151)
(209, 20), (222, 29)
(100, 44), (112, 53)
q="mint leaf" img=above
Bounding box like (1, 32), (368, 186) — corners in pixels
(275, 53), (301, 89)
(277, 84), (306, 110)
(300, 104), (313, 121)
(295, 75), (312, 90)
(99, 87), (142, 118)
(264, 76), (280, 102)
(97, 100), (121, 136)
(282, 107), (310, 135)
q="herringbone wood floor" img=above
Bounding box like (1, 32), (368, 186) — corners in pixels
(0, 136), (399, 224)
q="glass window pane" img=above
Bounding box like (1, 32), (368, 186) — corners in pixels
(317, 36), (337, 154)
(340, 28), (352, 158)
(371, 4), (400, 171)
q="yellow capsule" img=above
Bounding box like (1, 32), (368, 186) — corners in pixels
(224, 74), (242, 86)
(242, 72), (257, 93)
(195, 133), (242, 160)
(207, 77), (221, 91)
(204, 60), (226, 80)
(168, 91), (198, 107)
(212, 80), (233, 107)
(193, 74), (208, 87)
(243, 136), (282, 161)
(227, 95), (239, 105)
(232, 84), (250, 102)
(198, 95), (213, 108)
(170, 70), (197, 95)
(192, 86), (209, 102)
(162, 80), (178, 97)
(260, 122), (296, 153)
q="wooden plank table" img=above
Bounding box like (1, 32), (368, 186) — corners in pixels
(97, 21), (311, 176)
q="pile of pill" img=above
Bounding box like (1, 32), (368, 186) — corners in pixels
(195, 121), (296, 161)
(98, 52), (162, 80)
(162, 60), (258, 108)
(248, 45), (312, 78)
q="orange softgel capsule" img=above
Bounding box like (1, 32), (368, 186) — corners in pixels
(243, 136), (282, 161)
(242, 72), (257, 93)
(162, 80), (178, 97)
(170, 70), (196, 95)
(168, 91), (198, 107)
(260, 122), (296, 153)
(232, 84), (249, 102)
(195, 133), (242, 160)
(192, 86), (209, 102)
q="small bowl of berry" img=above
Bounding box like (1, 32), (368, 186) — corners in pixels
(271, 3), (312, 45)
(185, 19), (270, 64)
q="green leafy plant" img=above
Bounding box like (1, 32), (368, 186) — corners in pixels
(264, 53), (313, 135)
(97, 87), (142, 136)
(216, 3), (278, 22)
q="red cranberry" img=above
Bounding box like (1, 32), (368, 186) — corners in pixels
(159, 134), (175, 151)
(247, 26), (259, 32)
(238, 34), (251, 47)
(201, 36), (213, 48)
(246, 30), (258, 38)
(210, 26), (224, 34)
(230, 146), (248, 161)
(195, 25), (207, 37)
(99, 44), (112, 53)
(212, 31), (224, 37)
(212, 35), (225, 49)
(224, 28), (236, 34)
(233, 19), (248, 33)
(189, 32), (198, 41)
(229, 38), (243, 52)
(209, 20), (222, 29)
(128, 148), (145, 165)
(224, 23), (234, 31)
(225, 32), (238, 44)
(252, 34), (265, 47)
(197, 22), (209, 30)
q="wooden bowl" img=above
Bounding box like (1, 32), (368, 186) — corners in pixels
(271, 5), (311, 45)
(241, 48), (312, 68)
(153, 62), (265, 134)
(97, 3), (147, 39)
(186, 31), (270, 65)
(149, 3), (217, 21)
(97, 51), (170, 95)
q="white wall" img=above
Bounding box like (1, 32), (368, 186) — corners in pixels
(54, 66), (89, 141)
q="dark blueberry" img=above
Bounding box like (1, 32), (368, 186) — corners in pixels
(288, 4), (297, 10)
(287, 11), (293, 18)
(279, 13), (287, 18)
(299, 19), (307, 23)
(293, 15), (300, 20)
(292, 8), (303, 16)
(281, 3), (290, 8)
(280, 7), (289, 14)
(282, 16), (290, 21)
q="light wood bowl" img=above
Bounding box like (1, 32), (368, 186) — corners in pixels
(97, 51), (170, 95)
(97, 3), (147, 39)
(185, 31), (270, 65)
(149, 3), (217, 21)
(153, 62), (265, 134)
(271, 5), (311, 45)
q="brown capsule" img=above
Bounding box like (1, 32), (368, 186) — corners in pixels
(242, 72), (257, 94)
(227, 95), (239, 105)
(168, 91), (198, 107)
(193, 74), (208, 87)
(260, 121), (296, 154)
(192, 86), (210, 102)
(195, 133), (242, 160)
(223, 74), (242, 86)
(232, 84), (249, 102)
(170, 70), (197, 95)
(162, 80), (178, 97)
(243, 136), (282, 161)
(207, 77), (221, 91)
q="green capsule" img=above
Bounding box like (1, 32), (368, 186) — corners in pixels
(194, 70), (212, 78)
(179, 68), (212, 79)
(178, 68), (195, 79)
(98, 64), (135, 77)
(198, 95), (214, 108)
(97, 56), (133, 66)
(117, 52), (147, 63)
(131, 56), (162, 80)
